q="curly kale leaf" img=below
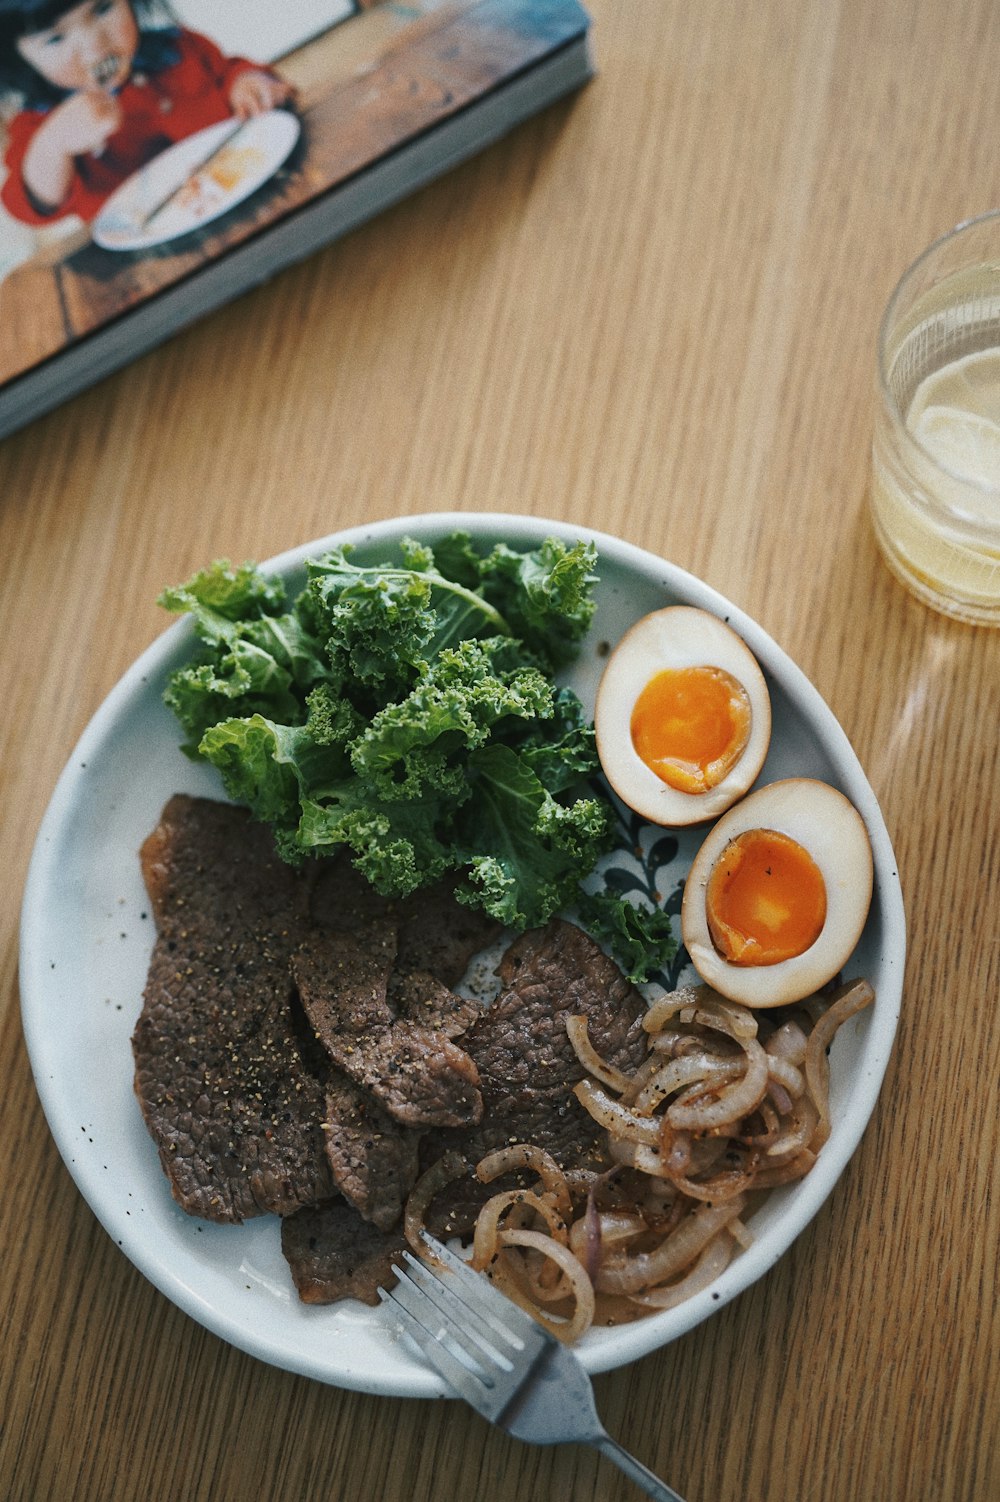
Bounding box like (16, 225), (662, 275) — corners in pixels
(574, 889), (679, 986)
(453, 743), (614, 927)
(305, 539), (510, 694)
(350, 638), (554, 795)
(475, 536), (598, 670)
(158, 559), (287, 641)
(159, 531), (619, 931)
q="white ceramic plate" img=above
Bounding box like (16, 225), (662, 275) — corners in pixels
(19, 514), (904, 1397)
(92, 110), (300, 252)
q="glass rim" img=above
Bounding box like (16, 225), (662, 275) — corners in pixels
(876, 206), (1000, 503)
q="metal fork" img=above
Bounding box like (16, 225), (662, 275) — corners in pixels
(378, 1232), (687, 1501)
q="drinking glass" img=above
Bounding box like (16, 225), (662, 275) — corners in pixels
(870, 210), (1000, 625)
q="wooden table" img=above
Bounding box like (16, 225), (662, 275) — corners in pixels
(2, 3), (998, 1498)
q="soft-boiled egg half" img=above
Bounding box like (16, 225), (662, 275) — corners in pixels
(681, 778), (874, 1007)
(595, 607), (772, 826)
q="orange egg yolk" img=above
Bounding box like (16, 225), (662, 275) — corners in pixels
(630, 666), (752, 794)
(705, 828), (827, 966)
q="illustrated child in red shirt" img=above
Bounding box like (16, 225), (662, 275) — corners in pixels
(0, 0), (292, 226)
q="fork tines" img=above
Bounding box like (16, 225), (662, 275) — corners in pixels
(378, 1233), (552, 1419)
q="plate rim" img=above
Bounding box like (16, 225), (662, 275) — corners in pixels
(19, 511), (905, 1395)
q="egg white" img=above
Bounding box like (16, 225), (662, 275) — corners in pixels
(595, 606), (772, 826)
(680, 777), (874, 1007)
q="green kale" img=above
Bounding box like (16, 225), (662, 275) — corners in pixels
(158, 531), (677, 964)
(574, 889), (680, 986)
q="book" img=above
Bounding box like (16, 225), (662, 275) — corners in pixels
(0, 0), (592, 441)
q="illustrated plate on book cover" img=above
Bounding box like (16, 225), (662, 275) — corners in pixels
(93, 110), (301, 251)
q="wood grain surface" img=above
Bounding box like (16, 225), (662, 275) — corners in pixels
(2, 3), (999, 1499)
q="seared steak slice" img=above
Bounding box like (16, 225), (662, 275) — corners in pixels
(294, 926), (483, 1129)
(132, 795), (333, 1222)
(281, 1200), (407, 1305)
(310, 860), (500, 1023)
(323, 1074), (421, 1231)
(393, 879), (502, 985)
(386, 968), (481, 1038)
(422, 919), (648, 1231)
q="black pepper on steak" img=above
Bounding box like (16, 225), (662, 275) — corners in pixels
(280, 1199), (408, 1305)
(293, 923), (484, 1130)
(421, 917), (649, 1233)
(132, 794), (333, 1222)
(133, 797), (648, 1309)
(279, 919), (650, 1298)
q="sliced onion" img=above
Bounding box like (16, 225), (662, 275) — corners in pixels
(627, 1233), (734, 1309)
(475, 1142), (572, 1217)
(666, 1037), (769, 1131)
(752, 1149), (817, 1187)
(766, 1054), (805, 1101)
(594, 1197), (747, 1295)
(727, 1216), (754, 1251)
(805, 979), (875, 1148)
(643, 985), (757, 1043)
(403, 1150), (468, 1254)
(764, 1097), (819, 1162)
(619, 1050), (672, 1105)
(666, 1166), (753, 1203)
(573, 1079), (661, 1145)
(633, 1053), (744, 1113)
(498, 1229), (596, 1342)
(642, 986), (704, 1034)
(686, 992), (759, 1042)
(767, 1080), (795, 1118)
(766, 1018), (809, 1066)
(650, 1031), (742, 1059)
(742, 1094), (781, 1146)
(575, 1192), (603, 1283)
(566, 1014), (632, 1093)
(608, 1136), (667, 1176)
(568, 1208), (647, 1263)
(471, 1187), (567, 1271)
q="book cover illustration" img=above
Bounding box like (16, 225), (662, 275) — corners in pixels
(0, 0), (589, 392)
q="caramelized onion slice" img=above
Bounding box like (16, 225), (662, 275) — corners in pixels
(643, 985), (758, 1041)
(666, 1037), (769, 1131)
(634, 1052), (744, 1113)
(471, 1188), (567, 1272)
(627, 1233), (734, 1310)
(573, 1079), (661, 1145)
(566, 1014), (632, 1093)
(498, 1229), (596, 1342)
(476, 1142), (573, 1217)
(595, 1196), (747, 1296)
(403, 1150), (468, 1255)
(805, 979), (875, 1149)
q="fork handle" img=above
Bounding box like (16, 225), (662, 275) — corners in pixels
(592, 1433), (688, 1502)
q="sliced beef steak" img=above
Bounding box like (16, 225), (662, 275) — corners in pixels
(281, 1200), (407, 1305)
(135, 799), (645, 1306)
(132, 795), (333, 1223)
(386, 968), (481, 1038)
(393, 879), (502, 986)
(293, 926), (483, 1129)
(310, 862), (500, 998)
(322, 1074), (421, 1231)
(422, 918), (649, 1232)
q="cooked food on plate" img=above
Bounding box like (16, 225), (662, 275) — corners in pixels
(595, 606), (772, 826)
(681, 778), (874, 1006)
(132, 535), (877, 1340)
